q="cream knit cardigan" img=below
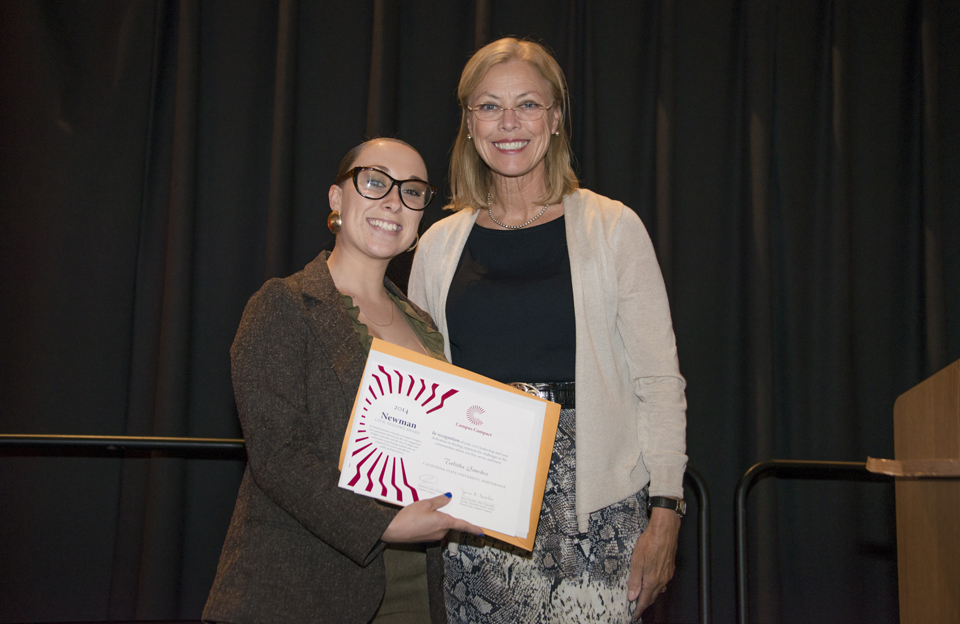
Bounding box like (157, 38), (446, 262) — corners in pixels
(409, 188), (687, 532)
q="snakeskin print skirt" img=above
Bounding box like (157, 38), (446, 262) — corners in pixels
(443, 408), (650, 623)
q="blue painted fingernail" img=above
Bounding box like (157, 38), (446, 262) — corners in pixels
(478, 531), (484, 537)
(444, 492), (452, 498)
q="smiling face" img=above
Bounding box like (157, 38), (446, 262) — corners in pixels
(328, 139), (427, 262)
(466, 61), (561, 189)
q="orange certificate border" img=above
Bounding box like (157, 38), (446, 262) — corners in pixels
(339, 338), (560, 551)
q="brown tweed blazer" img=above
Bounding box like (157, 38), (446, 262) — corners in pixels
(203, 252), (446, 624)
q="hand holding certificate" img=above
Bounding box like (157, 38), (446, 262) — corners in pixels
(338, 338), (560, 550)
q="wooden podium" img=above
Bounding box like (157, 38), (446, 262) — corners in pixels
(891, 359), (960, 623)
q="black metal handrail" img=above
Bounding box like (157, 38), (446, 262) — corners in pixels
(734, 459), (893, 624)
(684, 466), (711, 624)
(0, 433), (247, 459)
(1, 434), (711, 624)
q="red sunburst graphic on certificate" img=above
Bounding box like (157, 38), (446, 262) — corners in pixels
(346, 364), (459, 503)
(466, 405), (485, 426)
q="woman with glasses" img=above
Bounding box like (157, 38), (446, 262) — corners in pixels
(204, 138), (481, 624)
(409, 38), (688, 623)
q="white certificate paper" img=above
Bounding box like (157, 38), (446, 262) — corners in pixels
(338, 338), (560, 549)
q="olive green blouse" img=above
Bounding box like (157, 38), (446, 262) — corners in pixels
(340, 291), (447, 361)
(339, 290), (446, 624)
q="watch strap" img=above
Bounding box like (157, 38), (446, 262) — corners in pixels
(649, 496), (686, 518)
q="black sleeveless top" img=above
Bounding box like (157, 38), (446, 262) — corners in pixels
(445, 216), (576, 383)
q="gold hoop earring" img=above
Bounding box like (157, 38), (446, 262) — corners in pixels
(327, 211), (341, 235)
(406, 232), (420, 253)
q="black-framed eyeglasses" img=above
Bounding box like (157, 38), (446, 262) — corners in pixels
(465, 101), (555, 122)
(336, 166), (437, 211)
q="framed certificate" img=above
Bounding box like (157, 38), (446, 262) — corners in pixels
(338, 338), (560, 550)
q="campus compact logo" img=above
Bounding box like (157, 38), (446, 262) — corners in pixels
(466, 405), (485, 426)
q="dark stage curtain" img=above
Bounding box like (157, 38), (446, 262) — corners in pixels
(1, 1), (958, 623)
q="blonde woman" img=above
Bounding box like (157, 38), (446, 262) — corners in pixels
(409, 39), (687, 623)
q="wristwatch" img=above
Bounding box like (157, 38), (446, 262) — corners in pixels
(649, 496), (686, 518)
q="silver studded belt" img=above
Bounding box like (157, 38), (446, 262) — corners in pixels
(507, 381), (576, 409)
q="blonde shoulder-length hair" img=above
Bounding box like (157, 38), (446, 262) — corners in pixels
(447, 37), (579, 212)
